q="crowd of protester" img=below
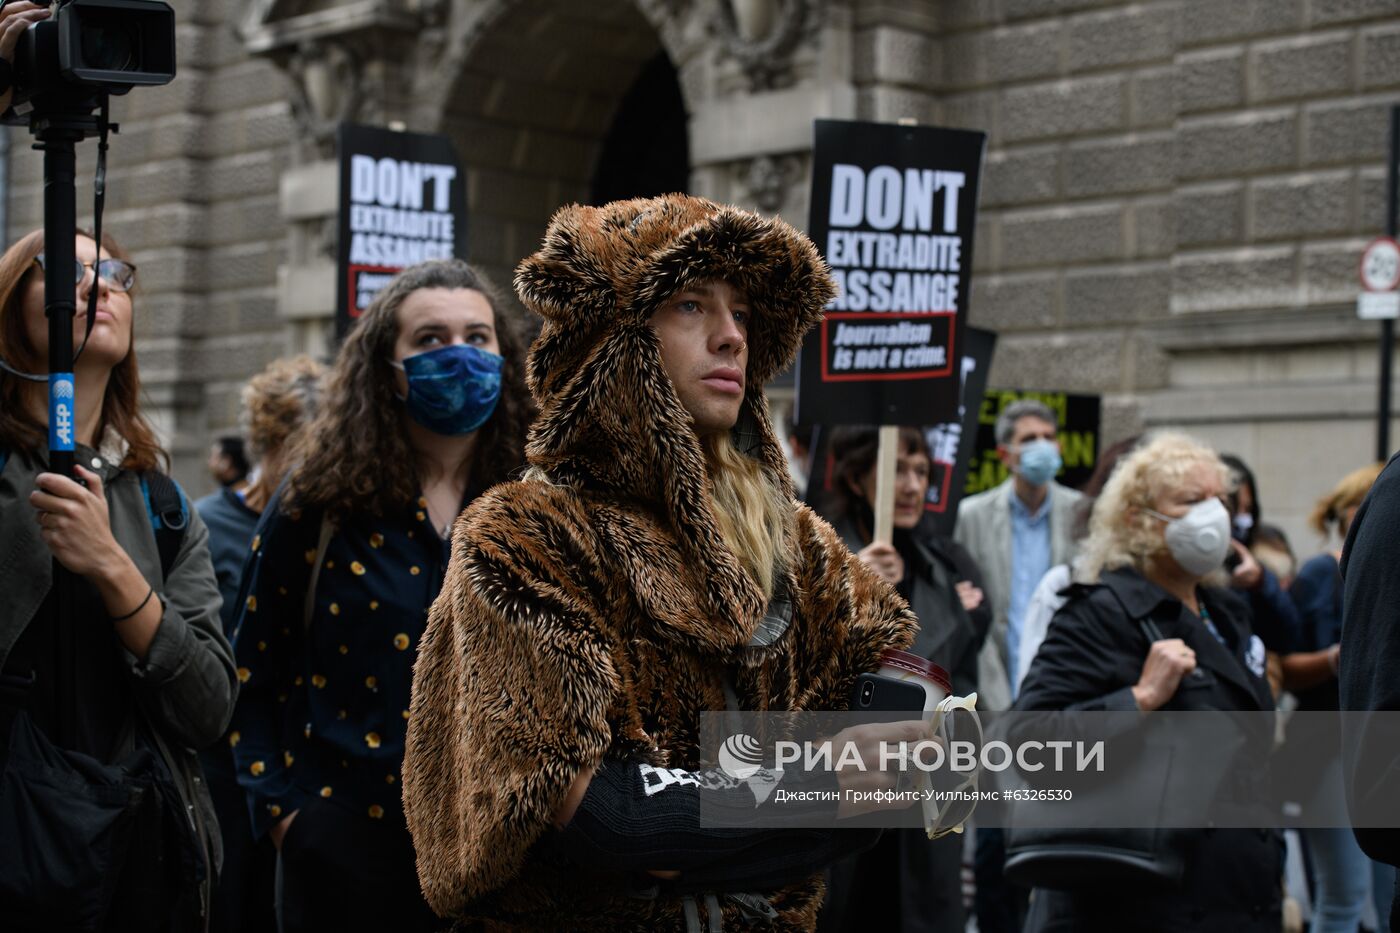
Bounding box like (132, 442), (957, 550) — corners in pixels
(2, 203), (1399, 932)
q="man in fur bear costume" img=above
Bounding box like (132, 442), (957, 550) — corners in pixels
(403, 195), (925, 931)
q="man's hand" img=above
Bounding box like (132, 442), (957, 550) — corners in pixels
(1131, 638), (1197, 713)
(857, 542), (904, 587)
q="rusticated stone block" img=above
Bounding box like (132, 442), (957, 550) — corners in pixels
(1178, 48), (1246, 114)
(969, 271), (1061, 332)
(854, 26), (941, 90)
(1308, 0), (1400, 28)
(1251, 172), (1354, 241)
(1171, 246), (1299, 313)
(982, 145), (1061, 208)
(1131, 66), (1176, 128)
(1361, 23), (1400, 88)
(1253, 33), (1354, 103)
(1177, 110), (1298, 180)
(1064, 263), (1171, 326)
(1067, 4), (1176, 72)
(1304, 97), (1397, 166)
(1002, 204), (1128, 269)
(1175, 183), (1245, 248)
(1002, 75), (1127, 143)
(1064, 132), (1174, 198)
(988, 331), (1126, 393)
(1179, 0), (1305, 46)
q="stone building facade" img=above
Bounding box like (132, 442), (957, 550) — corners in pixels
(7, 0), (1399, 549)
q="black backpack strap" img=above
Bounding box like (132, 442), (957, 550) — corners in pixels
(140, 470), (188, 582)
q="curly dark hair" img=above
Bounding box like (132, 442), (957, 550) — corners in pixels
(285, 260), (533, 520)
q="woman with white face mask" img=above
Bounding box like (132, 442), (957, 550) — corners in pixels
(1012, 432), (1282, 933)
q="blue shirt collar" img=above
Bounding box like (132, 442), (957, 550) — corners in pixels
(1009, 487), (1050, 523)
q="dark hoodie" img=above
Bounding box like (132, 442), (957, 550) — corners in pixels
(401, 195), (916, 931)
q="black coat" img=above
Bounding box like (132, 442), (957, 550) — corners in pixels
(1013, 567), (1282, 933)
(822, 516), (988, 933)
(831, 515), (990, 698)
(1340, 452), (1400, 929)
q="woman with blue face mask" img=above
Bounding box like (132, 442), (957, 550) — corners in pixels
(226, 259), (532, 933)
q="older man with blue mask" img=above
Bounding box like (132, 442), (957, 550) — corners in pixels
(955, 399), (1083, 711)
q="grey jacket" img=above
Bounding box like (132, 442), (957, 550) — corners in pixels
(954, 478), (1082, 712)
(0, 440), (237, 921)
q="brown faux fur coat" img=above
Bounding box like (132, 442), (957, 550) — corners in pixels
(402, 195), (917, 931)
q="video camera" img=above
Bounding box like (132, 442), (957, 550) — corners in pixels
(4, 0), (175, 126)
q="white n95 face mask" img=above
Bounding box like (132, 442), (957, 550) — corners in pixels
(1147, 498), (1232, 577)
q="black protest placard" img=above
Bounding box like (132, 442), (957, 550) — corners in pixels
(796, 119), (986, 426)
(963, 390), (1102, 496)
(336, 123), (469, 336)
(923, 327), (997, 536)
(802, 328), (997, 537)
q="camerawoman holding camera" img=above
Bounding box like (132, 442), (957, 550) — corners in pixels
(0, 226), (236, 926)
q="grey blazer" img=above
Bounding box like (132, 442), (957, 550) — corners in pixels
(953, 478), (1083, 711)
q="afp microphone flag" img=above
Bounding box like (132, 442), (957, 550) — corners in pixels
(797, 120), (986, 426)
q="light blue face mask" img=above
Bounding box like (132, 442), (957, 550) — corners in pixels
(1016, 439), (1062, 487)
(390, 343), (503, 436)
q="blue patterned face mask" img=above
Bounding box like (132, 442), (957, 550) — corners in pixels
(390, 343), (503, 436)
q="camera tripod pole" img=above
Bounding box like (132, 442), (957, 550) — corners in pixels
(38, 120), (84, 749)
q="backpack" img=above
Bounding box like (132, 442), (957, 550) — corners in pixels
(0, 449), (188, 581)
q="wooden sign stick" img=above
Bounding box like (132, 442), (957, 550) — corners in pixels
(873, 425), (899, 545)
(873, 117), (923, 547)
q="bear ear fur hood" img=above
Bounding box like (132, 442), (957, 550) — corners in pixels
(399, 197), (915, 925)
(513, 194), (836, 508)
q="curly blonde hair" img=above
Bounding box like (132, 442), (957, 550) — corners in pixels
(1077, 431), (1231, 582)
(1309, 462), (1384, 537)
(239, 355), (325, 512)
(242, 354), (324, 462)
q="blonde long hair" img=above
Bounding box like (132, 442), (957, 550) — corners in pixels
(1309, 463), (1383, 538)
(240, 354), (325, 514)
(1078, 431), (1230, 582)
(703, 433), (792, 601)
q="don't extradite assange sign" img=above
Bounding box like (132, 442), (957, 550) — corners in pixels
(336, 123), (469, 336)
(796, 119), (987, 427)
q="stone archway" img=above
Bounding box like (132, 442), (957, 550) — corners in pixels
(431, 0), (692, 294)
(242, 0), (849, 354)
